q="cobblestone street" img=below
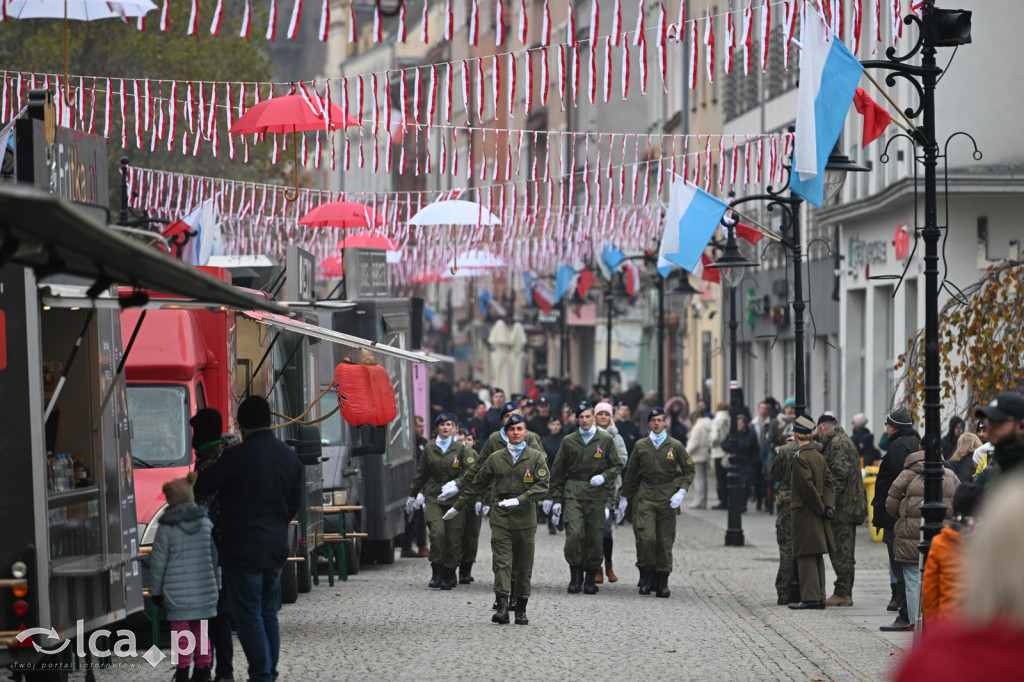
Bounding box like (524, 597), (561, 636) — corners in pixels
(65, 506), (909, 682)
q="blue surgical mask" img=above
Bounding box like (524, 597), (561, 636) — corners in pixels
(579, 426), (596, 444)
(508, 442), (526, 463)
(650, 431), (667, 448)
(436, 436), (452, 452)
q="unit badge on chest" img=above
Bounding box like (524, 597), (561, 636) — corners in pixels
(594, 445), (603, 459)
(523, 467), (534, 483)
(451, 453), (460, 468)
(666, 449), (675, 461)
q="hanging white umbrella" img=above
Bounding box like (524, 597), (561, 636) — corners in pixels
(7, 1), (158, 97)
(487, 319), (511, 392)
(407, 200), (502, 226)
(444, 249), (505, 274)
(508, 321), (528, 396)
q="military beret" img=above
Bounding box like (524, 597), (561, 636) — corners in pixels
(500, 401), (519, 416)
(503, 414), (525, 431)
(575, 402), (594, 417)
(434, 412), (457, 426)
(648, 407), (666, 421)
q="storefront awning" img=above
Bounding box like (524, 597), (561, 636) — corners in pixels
(242, 310), (437, 365)
(0, 185), (285, 314)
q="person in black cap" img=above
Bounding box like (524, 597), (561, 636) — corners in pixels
(541, 416), (565, 534)
(789, 416), (836, 610)
(438, 401), (543, 585)
(527, 396), (552, 435)
(546, 402), (622, 595)
(618, 407), (695, 598)
(973, 392), (1024, 489)
(406, 413), (478, 590)
(481, 388), (506, 442)
(872, 406), (920, 630)
(443, 414), (549, 625)
(190, 408), (239, 682)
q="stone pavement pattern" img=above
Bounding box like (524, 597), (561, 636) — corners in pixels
(69, 508), (911, 681)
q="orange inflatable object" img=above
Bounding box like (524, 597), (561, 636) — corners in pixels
(334, 361), (397, 427)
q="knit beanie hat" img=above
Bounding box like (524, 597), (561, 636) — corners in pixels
(163, 471), (198, 507)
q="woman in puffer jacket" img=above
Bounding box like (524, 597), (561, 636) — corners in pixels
(886, 450), (958, 629)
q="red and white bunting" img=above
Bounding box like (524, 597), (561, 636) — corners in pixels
(318, 0), (329, 41)
(656, 3), (667, 91)
(496, 0), (505, 46)
(572, 43), (580, 106)
(541, 0), (551, 45)
(491, 55), (500, 120)
(518, 0), (528, 43)
(588, 31), (597, 104)
(783, 1), (797, 68)
(476, 59), (485, 122)
(725, 6), (735, 73)
(704, 8), (714, 84)
(420, 0), (428, 42)
(266, 0), (277, 41)
(524, 50), (533, 114)
(187, 0), (198, 35)
(589, 0), (600, 46)
(445, 62), (454, 122)
(742, 1), (753, 75)
(540, 47), (550, 106)
(557, 46), (567, 112)
(633, 0), (644, 46)
(852, 0), (862, 54)
(638, 34), (647, 95)
(566, 2), (575, 45)
(873, 0), (881, 50)
(507, 53), (517, 118)
(469, 0), (479, 46)
(160, 0), (170, 32)
(611, 0), (622, 46)
(760, 1), (771, 72)
(621, 42), (630, 100)
(444, 0), (454, 40)
(287, 0), (302, 40)
(397, 0), (406, 42)
(688, 18), (697, 89)
(603, 36), (613, 102)
(210, 0), (224, 35)
(373, 3), (383, 43)
(461, 60), (471, 123)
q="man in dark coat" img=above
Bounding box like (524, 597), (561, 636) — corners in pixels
(973, 392), (1024, 490)
(872, 407), (920, 629)
(193, 396), (302, 682)
(481, 388), (506, 443)
(788, 416), (836, 610)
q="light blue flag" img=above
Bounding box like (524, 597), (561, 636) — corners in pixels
(554, 265), (576, 302)
(662, 181), (730, 273)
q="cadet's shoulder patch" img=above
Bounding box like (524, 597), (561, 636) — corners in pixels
(537, 467), (548, 477)
(687, 457), (693, 465)
(466, 455), (475, 465)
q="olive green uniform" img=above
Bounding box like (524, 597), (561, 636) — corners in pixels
(791, 442), (837, 603)
(821, 427), (867, 599)
(619, 435), (695, 574)
(455, 445), (549, 598)
(455, 429), (543, 565)
(408, 440), (478, 570)
(548, 431), (622, 570)
(770, 440), (821, 603)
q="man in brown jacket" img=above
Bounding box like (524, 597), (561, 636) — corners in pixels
(789, 416), (836, 610)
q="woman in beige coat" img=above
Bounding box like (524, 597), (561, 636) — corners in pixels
(886, 449), (958, 628)
(686, 410), (713, 509)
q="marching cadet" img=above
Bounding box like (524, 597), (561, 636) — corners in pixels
(443, 415), (549, 625)
(788, 416), (837, 610)
(546, 402), (622, 595)
(406, 413), (478, 590)
(439, 401), (543, 585)
(618, 407), (695, 598)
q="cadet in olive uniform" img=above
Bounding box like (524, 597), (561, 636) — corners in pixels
(789, 416), (836, 610)
(444, 415), (549, 625)
(546, 402), (622, 595)
(817, 414), (868, 607)
(769, 435), (820, 605)
(441, 402), (543, 585)
(407, 413), (478, 590)
(618, 408), (695, 598)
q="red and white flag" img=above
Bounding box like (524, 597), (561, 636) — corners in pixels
(286, 0), (302, 40)
(759, 0), (770, 72)
(724, 5), (735, 73)
(704, 8), (715, 83)
(611, 0), (622, 46)
(742, 1), (752, 75)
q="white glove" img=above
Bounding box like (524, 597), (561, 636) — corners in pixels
(414, 492), (425, 510)
(605, 507), (610, 521)
(475, 501), (483, 516)
(405, 496), (416, 514)
(617, 496), (628, 516)
(669, 488), (687, 509)
(542, 499), (553, 514)
(589, 474), (606, 487)
(482, 505), (491, 517)
(614, 507), (625, 524)
(437, 480), (459, 501)
(498, 498), (520, 508)
(442, 507), (459, 521)
(551, 503), (562, 526)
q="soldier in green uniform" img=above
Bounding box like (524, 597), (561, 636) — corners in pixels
(443, 415), (549, 625)
(441, 402), (543, 585)
(407, 413), (478, 590)
(547, 402), (622, 595)
(817, 414), (868, 607)
(770, 431), (821, 605)
(789, 416), (836, 610)
(618, 407), (695, 598)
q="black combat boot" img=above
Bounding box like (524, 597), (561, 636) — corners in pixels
(459, 562), (474, 584)
(514, 597), (529, 625)
(190, 666), (212, 682)
(582, 569), (598, 595)
(655, 573), (671, 598)
(440, 567), (455, 590)
(887, 583), (900, 612)
(428, 563), (442, 588)
(173, 668), (190, 682)
(567, 566), (583, 594)
(638, 569), (653, 595)
(492, 595), (510, 624)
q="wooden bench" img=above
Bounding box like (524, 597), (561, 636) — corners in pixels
(312, 506), (365, 586)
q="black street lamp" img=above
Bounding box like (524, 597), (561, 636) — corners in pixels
(707, 227), (758, 547)
(861, 2), (972, 562)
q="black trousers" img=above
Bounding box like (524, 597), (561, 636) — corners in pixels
(882, 526), (909, 622)
(714, 458), (729, 505)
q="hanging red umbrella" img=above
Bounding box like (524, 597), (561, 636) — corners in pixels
(318, 254), (346, 279)
(229, 94), (360, 201)
(298, 201), (386, 230)
(335, 231), (396, 251)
